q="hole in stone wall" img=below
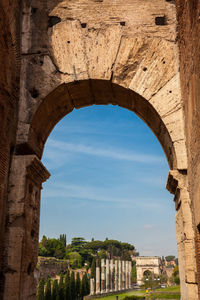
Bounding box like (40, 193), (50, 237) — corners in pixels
(31, 229), (35, 238)
(120, 21), (126, 26)
(169, 90), (172, 93)
(48, 16), (61, 28)
(30, 88), (39, 98)
(31, 7), (38, 14)
(29, 184), (33, 194)
(67, 41), (70, 44)
(155, 16), (167, 26)
(143, 67), (147, 72)
(27, 263), (32, 275)
(10, 146), (14, 156)
(197, 223), (200, 233)
(81, 23), (87, 28)
(39, 60), (43, 66)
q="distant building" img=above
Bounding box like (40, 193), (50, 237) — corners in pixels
(135, 256), (162, 285)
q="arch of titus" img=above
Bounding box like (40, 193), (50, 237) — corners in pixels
(136, 256), (161, 286)
(0, 0), (200, 299)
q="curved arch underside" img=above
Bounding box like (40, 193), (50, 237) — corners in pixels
(27, 80), (176, 169)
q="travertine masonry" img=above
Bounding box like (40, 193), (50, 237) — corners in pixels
(0, 0), (200, 299)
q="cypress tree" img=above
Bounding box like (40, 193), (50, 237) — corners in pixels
(80, 273), (90, 298)
(91, 258), (96, 280)
(70, 271), (76, 300)
(65, 270), (71, 300)
(37, 278), (45, 300)
(52, 279), (58, 300)
(45, 278), (51, 300)
(59, 274), (65, 300)
(86, 274), (90, 295)
(75, 272), (81, 299)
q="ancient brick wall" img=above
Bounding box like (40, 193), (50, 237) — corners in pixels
(176, 0), (200, 297)
(0, 0), (21, 297)
(0, 0), (200, 299)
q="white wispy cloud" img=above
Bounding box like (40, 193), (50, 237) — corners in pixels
(42, 181), (166, 211)
(45, 138), (164, 164)
(143, 224), (154, 229)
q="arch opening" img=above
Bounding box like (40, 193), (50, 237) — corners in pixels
(26, 80), (177, 170)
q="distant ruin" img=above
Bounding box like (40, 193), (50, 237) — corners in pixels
(1, 1), (200, 299)
(90, 259), (132, 296)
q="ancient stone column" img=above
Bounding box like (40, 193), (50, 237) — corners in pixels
(96, 265), (100, 294)
(101, 259), (105, 294)
(106, 259), (110, 293)
(3, 155), (50, 300)
(118, 260), (122, 291)
(115, 260), (118, 291)
(90, 278), (95, 295)
(126, 261), (129, 289)
(129, 261), (132, 289)
(122, 261), (125, 289)
(110, 259), (114, 291)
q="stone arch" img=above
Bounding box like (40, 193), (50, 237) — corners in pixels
(2, 0), (199, 299)
(26, 80), (176, 170)
(143, 270), (153, 277)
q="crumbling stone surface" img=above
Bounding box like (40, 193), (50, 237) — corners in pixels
(0, 0), (200, 299)
(176, 0), (200, 298)
(0, 0), (21, 298)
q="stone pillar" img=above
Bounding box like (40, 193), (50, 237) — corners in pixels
(122, 261), (125, 289)
(96, 265), (100, 294)
(90, 278), (95, 295)
(106, 259), (110, 293)
(129, 261), (132, 289)
(167, 171), (198, 300)
(110, 259), (114, 292)
(101, 259), (105, 294)
(118, 260), (122, 291)
(3, 155), (50, 300)
(115, 260), (118, 291)
(126, 261), (129, 289)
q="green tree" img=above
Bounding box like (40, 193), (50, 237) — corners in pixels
(64, 270), (71, 300)
(171, 266), (180, 285)
(58, 274), (65, 300)
(68, 252), (82, 269)
(98, 249), (106, 260)
(38, 237), (66, 258)
(38, 244), (49, 257)
(70, 271), (76, 299)
(81, 273), (90, 297)
(60, 234), (67, 247)
(70, 238), (86, 252)
(91, 257), (96, 279)
(84, 240), (104, 253)
(52, 279), (59, 300)
(37, 278), (45, 300)
(45, 278), (51, 300)
(132, 261), (137, 283)
(165, 255), (175, 262)
(76, 272), (81, 299)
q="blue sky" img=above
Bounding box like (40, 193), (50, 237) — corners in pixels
(40, 104), (177, 257)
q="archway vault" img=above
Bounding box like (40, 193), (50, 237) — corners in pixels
(3, 0), (198, 298)
(18, 74), (186, 172)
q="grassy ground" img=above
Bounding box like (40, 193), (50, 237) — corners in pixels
(90, 286), (180, 300)
(91, 290), (146, 300)
(145, 285), (180, 299)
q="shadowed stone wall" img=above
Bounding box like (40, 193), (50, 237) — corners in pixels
(0, 0), (200, 299)
(176, 0), (200, 297)
(0, 1), (21, 298)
